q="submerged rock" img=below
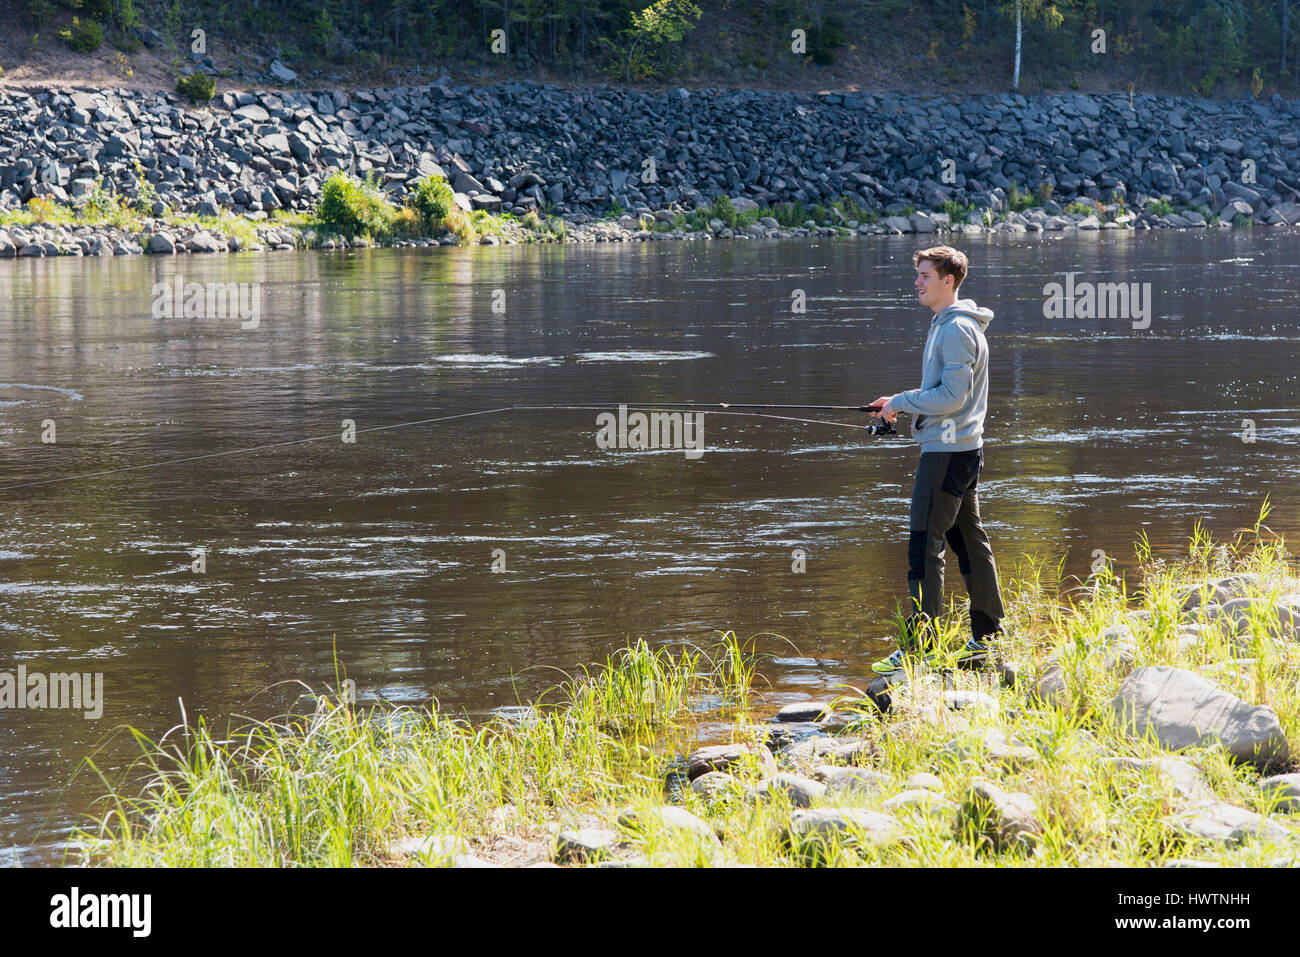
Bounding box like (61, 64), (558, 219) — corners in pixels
(687, 742), (778, 780)
(775, 700), (832, 722)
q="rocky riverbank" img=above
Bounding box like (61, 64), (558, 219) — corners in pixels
(4, 79), (1300, 257)
(81, 524), (1300, 867)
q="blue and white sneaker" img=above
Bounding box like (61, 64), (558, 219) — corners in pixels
(954, 637), (995, 667)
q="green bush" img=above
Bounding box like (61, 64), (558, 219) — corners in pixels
(60, 16), (104, 53)
(710, 194), (738, 227)
(175, 71), (215, 101)
(409, 174), (457, 232)
(316, 172), (396, 238)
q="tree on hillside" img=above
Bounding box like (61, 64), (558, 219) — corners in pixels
(623, 0), (702, 81)
(1002, 0), (1065, 90)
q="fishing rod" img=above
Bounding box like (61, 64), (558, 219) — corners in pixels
(0, 401), (898, 492)
(511, 403), (898, 434)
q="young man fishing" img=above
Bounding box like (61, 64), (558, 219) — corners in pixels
(867, 245), (1006, 675)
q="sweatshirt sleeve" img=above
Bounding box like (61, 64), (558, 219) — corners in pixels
(890, 322), (977, 417)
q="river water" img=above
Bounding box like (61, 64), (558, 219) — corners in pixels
(1, 230), (1298, 863)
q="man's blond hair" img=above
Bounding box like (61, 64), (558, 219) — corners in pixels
(912, 245), (969, 290)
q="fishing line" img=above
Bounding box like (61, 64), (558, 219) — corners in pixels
(0, 403), (895, 492)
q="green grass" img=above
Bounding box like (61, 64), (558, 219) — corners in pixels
(73, 503), (1299, 867)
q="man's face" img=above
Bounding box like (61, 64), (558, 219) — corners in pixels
(914, 261), (952, 311)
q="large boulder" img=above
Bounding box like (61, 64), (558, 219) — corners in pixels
(1110, 666), (1290, 769)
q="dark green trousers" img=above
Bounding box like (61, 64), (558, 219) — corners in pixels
(905, 448), (1005, 647)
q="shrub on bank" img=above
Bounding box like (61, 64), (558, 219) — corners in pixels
(313, 172), (479, 243)
(316, 172), (396, 238)
(59, 17), (104, 53)
(409, 174), (456, 230)
(176, 71), (215, 101)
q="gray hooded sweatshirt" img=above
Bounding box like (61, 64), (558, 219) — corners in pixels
(889, 298), (994, 453)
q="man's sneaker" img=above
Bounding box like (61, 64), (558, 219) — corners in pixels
(954, 637), (994, 667)
(871, 647), (928, 676)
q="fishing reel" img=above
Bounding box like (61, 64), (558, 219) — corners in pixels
(860, 404), (898, 435)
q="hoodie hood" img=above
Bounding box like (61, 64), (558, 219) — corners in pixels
(935, 297), (994, 330)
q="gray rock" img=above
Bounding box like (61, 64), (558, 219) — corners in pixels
(618, 805), (719, 844)
(388, 833), (468, 859)
(186, 231), (224, 253)
(827, 737), (877, 766)
(687, 742), (777, 780)
(775, 700), (831, 722)
(269, 60), (298, 83)
(812, 765), (889, 798)
(988, 743), (1039, 771)
(554, 827), (621, 863)
(1176, 573), (1267, 611)
(1167, 801), (1289, 846)
(904, 772), (945, 792)
(145, 233), (176, 254)
(1104, 756), (1214, 801)
(883, 789), (958, 815)
(690, 771), (739, 801)
(908, 211), (937, 233)
(259, 133), (291, 155)
(749, 773), (827, 808)
(779, 735), (841, 769)
(233, 104), (270, 123)
(1110, 666), (1290, 769)
(784, 808), (902, 852)
(955, 779), (1041, 853)
(939, 726), (1009, 764)
(942, 690), (999, 715)
(1258, 773), (1300, 812)
(1219, 596), (1300, 642)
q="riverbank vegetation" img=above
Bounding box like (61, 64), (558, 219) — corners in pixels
(0, 172), (1263, 257)
(74, 506), (1299, 867)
